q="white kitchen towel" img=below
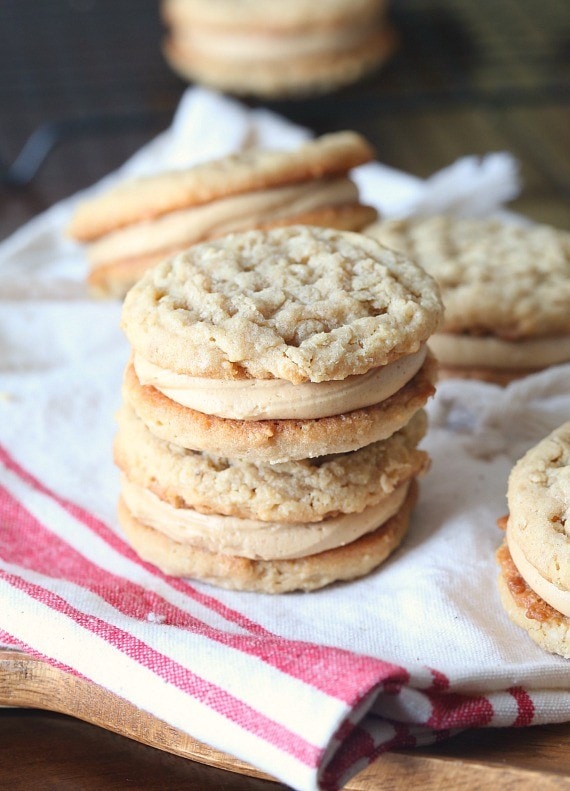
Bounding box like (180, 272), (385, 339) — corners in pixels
(1, 86), (568, 791)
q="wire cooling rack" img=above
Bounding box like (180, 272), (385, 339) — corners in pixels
(1, 0), (568, 208)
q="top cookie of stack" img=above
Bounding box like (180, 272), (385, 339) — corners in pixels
(161, 0), (396, 98)
(121, 226), (441, 461)
(67, 131), (377, 298)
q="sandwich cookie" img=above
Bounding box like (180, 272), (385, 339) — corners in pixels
(67, 131), (377, 298)
(116, 225), (442, 591)
(161, 0), (396, 98)
(497, 421), (570, 658)
(115, 406), (429, 592)
(120, 226), (442, 464)
(366, 216), (570, 384)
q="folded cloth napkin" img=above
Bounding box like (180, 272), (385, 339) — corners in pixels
(1, 87), (568, 791)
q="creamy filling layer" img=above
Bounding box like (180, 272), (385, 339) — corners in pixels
(89, 177), (359, 266)
(121, 477), (410, 561)
(179, 21), (377, 61)
(429, 333), (570, 369)
(507, 523), (570, 617)
(134, 346), (427, 420)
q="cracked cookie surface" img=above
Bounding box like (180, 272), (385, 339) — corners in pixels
(114, 403), (429, 522)
(366, 216), (570, 339)
(121, 226), (442, 384)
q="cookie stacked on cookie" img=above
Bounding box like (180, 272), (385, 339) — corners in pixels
(67, 132), (377, 298)
(497, 422), (570, 659)
(116, 226), (443, 592)
(366, 216), (570, 384)
(161, 0), (396, 98)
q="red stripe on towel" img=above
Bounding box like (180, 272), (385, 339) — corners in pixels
(0, 567), (322, 767)
(0, 446), (406, 704)
(509, 687), (535, 727)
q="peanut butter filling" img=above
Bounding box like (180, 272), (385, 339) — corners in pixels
(507, 522), (570, 617)
(121, 477), (410, 561)
(429, 333), (570, 370)
(133, 346), (427, 420)
(89, 177), (359, 267)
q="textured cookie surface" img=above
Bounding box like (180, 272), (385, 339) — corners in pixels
(366, 216), (570, 339)
(122, 350), (437, 463)
(507, 421), (570, 589)
(497, 542), (569, 659)
(87, 202), (378, 299)
(68, 132), (375, 241)
(114, 402), (428, 522)
(117, 479), (417, 593)
(121, 226), (442, 384)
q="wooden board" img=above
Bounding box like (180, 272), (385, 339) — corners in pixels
(2, 648), (570, 789)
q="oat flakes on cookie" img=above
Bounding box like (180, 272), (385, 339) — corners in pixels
(161, 0), (396, 98)
(67, 131), (377, 298)
(366, 215), (570, 384)
(121, 225), (442, 462)
(496, 421), (570, 658)
(115, 407), (429, 592)
(115, 225), (442, 592)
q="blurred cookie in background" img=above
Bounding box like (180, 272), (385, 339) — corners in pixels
(161, 0), (396, 98)
(366, 215), (570, 384)
(67, 131), (377, 298)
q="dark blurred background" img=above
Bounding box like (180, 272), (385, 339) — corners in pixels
(1, 0), (569, 240)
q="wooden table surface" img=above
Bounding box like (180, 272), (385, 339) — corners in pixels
(1, 0), (569, 788)
(2, 648), (570, 790)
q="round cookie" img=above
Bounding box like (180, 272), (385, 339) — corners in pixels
(161, 0), (394, 99)
(67, 132), (378, 298)
(497, 543), (569, 659)
(164, 28), (396, 100)
(506, 421), (570, 594)
(365, 216), (570, 384)
(121, 226), (442, 384)
(117, 479), (418, 594)
(496, 421), (570, 659)
(114, 402), (429, 522)
(114, 225), (441, 590)
(120, 226), (441, 463)
(69, 132), (376, 241)
(121, 351), (437, 464)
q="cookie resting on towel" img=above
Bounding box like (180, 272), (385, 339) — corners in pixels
(67, 131), (377, 298)
(366, 215), (570, 384)
(115, 226), (443, 591)
(497, 421), (570, 658)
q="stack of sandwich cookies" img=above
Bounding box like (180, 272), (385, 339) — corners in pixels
(366, 216), (570, 384)
(115, 407), (430, 591)
(118, 226), (443, 592)
(161, 0), (396, 98)
(67, 131), (377, 299)
(496, 422), (570, 659)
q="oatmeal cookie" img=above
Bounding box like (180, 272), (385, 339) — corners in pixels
(117, 479), (418, 593)
(497, 422), (570, 658)
(366, 216), (570, 383)
(121, 226), (442, 384)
